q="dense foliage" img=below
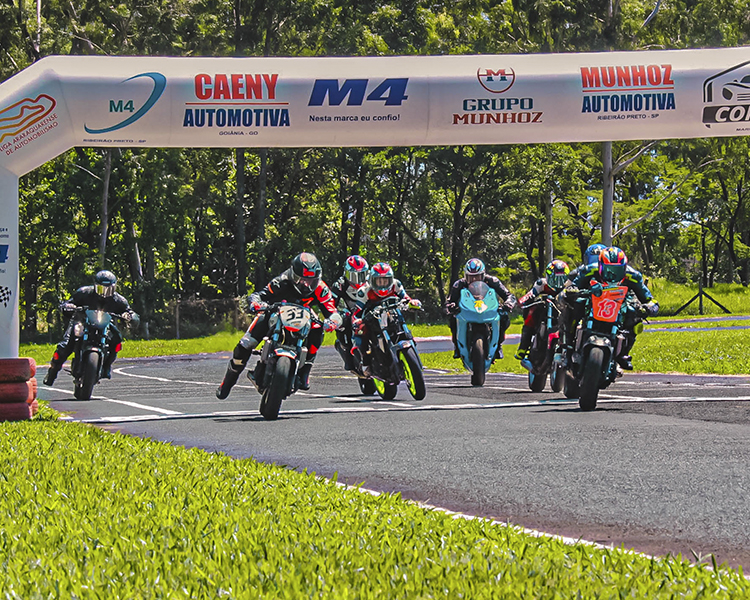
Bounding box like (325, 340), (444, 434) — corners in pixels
(4, 0), (750, 340)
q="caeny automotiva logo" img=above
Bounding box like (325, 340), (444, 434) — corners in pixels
(84, 72), (166, 134)
(0, 94), (56, 144)
(702, 61), (750, 128)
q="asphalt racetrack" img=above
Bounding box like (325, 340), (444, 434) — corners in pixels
(39, 340), (750, 569)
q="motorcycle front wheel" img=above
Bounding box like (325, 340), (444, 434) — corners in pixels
(528, 370), (547, 392)
(550, 362), (565, 393)
(470, 336), (485, 387)
(399, 347), (426, 400)
(259, 356), (292, 421)
(358, 378), (376, 395)
(579, 347), (603, 411)
(373, 377), (398, 400)
(74, 352), (99, 400)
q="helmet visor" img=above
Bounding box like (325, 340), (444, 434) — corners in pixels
(466, 272), (484, 284)
(293, 274), (320, 293)
(96, 283), (115, 297)
(547, 273), (567, 289)
(600, 264), (626, 283)
(372, 276), (393, 291)
(346, 270), (368, 286)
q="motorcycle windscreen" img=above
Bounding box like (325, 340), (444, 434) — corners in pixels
(590, 286), (628, 323)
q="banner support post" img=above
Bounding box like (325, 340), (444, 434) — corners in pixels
(0, 167), (20, 358)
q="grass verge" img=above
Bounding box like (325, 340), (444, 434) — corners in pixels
(1, 420), (748, 598)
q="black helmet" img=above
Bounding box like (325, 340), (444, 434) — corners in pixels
(291, 252), (322, 294)
(94, 270), (117, 298)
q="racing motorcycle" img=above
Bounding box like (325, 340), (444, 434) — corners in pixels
(454, 281), (501, 387)
(560, 283), (637, 411)
(354, 297), (426, 401)
(68, 307), (134, 400)
(247, 302), (322, 420)
(521, 294), (565, 393)
(334, 308), (376, 395)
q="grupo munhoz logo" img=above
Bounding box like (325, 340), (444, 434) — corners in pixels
(702, 61), (750, 128)
(453, 66), (541, 126)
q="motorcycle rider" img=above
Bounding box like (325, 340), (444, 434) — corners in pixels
(566, 243), (607, 283)
(216, 252), (342, 398)
(43, 270), (139, 386)
(350, 262), (422, 375)
(445, 258), (517, 359)
(330, 255), (370, 370)
(514, 259), (570, 362)
(558, 246), (659, 370)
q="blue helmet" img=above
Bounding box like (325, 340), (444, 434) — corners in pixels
(464, 258), (486, 284)
(584, 243), (607, 266)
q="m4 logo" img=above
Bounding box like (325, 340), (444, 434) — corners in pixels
(308, 78), (409, 106)
(110, 100), (135, 113)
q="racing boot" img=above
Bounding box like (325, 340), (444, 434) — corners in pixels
(101, 352), (117, 379)
(43, 350), (65, 386)
(616, 354), (634, 371)
(216, 361), (243, 399)
(296, 356), (316, 391)
(514, 327), (534, 361)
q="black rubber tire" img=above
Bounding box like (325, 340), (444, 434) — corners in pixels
(259, 356), (292, 420)
(550, 362), (565, 393)
(528, 370), (547, 392)
(358, 378), (376, 395)
(399, 347), (426, 400)
(579, 347), (604, 411)
(75, 352), (99, 400)
(470, 336), (485, 387)
(374, 378), (398, 400)
(563, 370), (580, 399)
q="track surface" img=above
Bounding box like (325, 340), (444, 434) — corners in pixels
(39, 345), (750, 569)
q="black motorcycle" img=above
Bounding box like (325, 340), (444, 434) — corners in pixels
(248, 302), (322, 420)
(521, 294), (565, 393)
(354, 297), (425, 401)
(69, 307), (133, 400)
(334, 308), (377, 395)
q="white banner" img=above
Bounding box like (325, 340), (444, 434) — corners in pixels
(3, 48), (750, 175)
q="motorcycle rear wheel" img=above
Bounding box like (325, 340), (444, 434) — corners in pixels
(373, 377), (398, 400)
(550, 362), (565, 393)
(260, 356), (292, 421)
(579, 347), (603, 411)
(470, 337), (485, 387)
(399, 347), (426, 400)
(75, 352), (99, 400)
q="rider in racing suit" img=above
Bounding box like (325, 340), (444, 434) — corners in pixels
(330, 255), (371, 371)
(216, 253), (342, 398)
(558, 247), (659, 370)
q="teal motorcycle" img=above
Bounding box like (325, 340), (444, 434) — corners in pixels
(455, 281), (501, 387)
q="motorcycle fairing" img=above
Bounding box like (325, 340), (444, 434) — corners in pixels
(590, 285), (628, 323)
(456, 283), (500, 373)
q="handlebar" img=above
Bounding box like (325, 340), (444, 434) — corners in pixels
(251, 301), (325, 326)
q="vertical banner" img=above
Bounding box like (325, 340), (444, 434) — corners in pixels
(0, 167), (19, 358)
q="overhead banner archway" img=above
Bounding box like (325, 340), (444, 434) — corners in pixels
(2, 48), (750, 355)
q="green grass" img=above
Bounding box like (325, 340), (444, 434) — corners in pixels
(649, 278), (750, 316)
(1, 421), (747, 599)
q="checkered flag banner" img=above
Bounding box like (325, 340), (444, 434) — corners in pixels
(0, 285), (11, 308)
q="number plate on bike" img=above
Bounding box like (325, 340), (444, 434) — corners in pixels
(591, 286), (628, 322)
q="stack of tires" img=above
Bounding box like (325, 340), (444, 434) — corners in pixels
(0, 358), (39, 421)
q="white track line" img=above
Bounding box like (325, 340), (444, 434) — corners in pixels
(46, 385), (183, 416)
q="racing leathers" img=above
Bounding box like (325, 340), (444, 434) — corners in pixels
(515, 279), (562, 360)
(558, 264), (659, 370)
(43, 287), (138, 385)
(445, 275), (516, 359)
(330, 276), (370, 370)
(216, 269), (341, 398)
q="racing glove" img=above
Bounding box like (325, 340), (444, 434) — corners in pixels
(590, 282), (604, 297)
(444, 302), (458, 315)
(324, 312), (343, 332)
(408, 298), (423, 310)
(643, 301), (659, 317)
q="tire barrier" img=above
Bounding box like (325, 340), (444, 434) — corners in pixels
(0, 358), (38, 421)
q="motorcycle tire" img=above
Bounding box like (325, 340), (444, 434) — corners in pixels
(528, 370), (547, 392)
(259, 356), (292, 421)
(563, 370), (580, 399)
(550, 362), (565, 393)
(470, 337), (485, 387)
(75, 352), (99, 400)
(399, 347), (426, 400)
(373, 378), (398, 401)
(358, 378), (376, 395)
(579, 347), (604, 411)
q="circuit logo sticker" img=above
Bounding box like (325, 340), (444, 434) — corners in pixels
(477, 68), (515, 94)
(0, 94), (56, 144)
(84, 72), (166, 134)
(702, 61), (750, 127)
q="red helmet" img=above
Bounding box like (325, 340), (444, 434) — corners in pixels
(598, 247), (627, 283)
(369, 262), (395, 298)
(344, 255), (369, 289)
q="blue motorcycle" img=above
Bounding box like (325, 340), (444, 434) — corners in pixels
(455, 281), (501, 387)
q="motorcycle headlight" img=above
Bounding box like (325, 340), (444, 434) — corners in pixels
(73, 322), (84, 337)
